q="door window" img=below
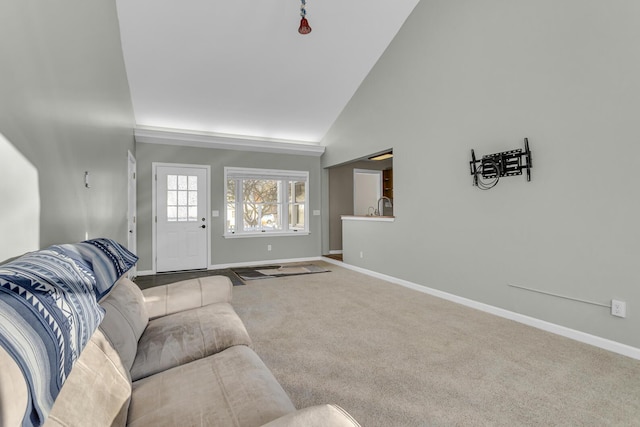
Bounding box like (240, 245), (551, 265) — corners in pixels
(166, 174), (198, 222)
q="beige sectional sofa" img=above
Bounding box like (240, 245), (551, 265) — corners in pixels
(1, 275), (360, 426)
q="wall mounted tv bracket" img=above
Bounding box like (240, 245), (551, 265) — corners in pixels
(469, 138), (532, 190)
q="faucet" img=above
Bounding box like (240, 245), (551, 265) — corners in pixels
(376, 197), (393, 216)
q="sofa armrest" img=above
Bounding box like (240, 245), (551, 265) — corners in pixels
(141, 276), (233, 320)
(0, 345), (28, 427)
(44, 329), (131, 427)
(261, 404), (361, 427)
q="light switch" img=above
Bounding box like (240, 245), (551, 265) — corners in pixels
(313, 210), (321, 216)
(211, 210), (219, 217)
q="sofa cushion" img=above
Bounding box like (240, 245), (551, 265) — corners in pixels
(261, 404), (362, 427)
(130, 302), (251, 381)
(99, 277), (149, 371)
(44, 329), (131, 427)
(142, 275), (232, 320)
(127, 345), (295, 427)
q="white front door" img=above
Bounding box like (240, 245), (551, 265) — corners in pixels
(155, 164), (209, 272)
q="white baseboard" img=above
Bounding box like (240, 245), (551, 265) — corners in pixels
(140, 256), (640, 360)
(136, 269), (155, 276)
(333, 261), (640, 361)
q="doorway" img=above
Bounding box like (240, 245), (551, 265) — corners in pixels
(127, 151), (137, 278)
(153, 163), (210, 272)
(326, 152), (393, 256)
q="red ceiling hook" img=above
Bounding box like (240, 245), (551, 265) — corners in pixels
(298, 17), (312, 34)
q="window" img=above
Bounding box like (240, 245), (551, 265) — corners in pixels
(225, 167), (309, 236)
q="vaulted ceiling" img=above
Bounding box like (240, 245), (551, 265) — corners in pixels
(116, 0), (419, 145)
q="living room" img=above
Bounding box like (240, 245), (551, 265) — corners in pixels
(1, 1), (639, 425)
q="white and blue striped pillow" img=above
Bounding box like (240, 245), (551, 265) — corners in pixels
(52, 238), (138, 300)
(0, 238), (137, 426)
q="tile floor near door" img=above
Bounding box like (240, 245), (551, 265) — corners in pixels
(134, 268), (244, 289)
(134, 258), (343, 290)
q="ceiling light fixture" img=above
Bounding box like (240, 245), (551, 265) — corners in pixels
(299, 0), (312, 34)
(369, 152), (393, 161)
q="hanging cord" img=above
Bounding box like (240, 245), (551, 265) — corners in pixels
(300, 0), (306, 18)
(475, 157), (500, 190)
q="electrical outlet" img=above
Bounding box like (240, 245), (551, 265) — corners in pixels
(359, 251), (363, 259)
(267, 244), (272, 251)
(611, 300), (626, 318)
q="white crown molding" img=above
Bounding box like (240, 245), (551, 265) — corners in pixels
(135, 127), (325, 157)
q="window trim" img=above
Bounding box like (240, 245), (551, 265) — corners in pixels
(224, 167), (310, 238)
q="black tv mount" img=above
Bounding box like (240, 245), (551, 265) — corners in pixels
(469, 138), (532, 190)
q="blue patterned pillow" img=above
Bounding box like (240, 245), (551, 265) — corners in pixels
(52, 238), (138, 300)
(0, 249), (105, 426)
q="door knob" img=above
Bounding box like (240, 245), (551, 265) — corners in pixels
(201, 225), (206, 229)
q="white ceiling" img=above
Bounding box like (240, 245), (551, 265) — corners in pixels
(116, 0), (419, 144)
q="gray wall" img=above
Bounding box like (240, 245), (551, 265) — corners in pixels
(0, 0), (135, 260)
(322, 0), (640, 347)
(136, 143), (322, 271)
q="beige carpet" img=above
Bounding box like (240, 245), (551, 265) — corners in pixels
(232, 262), (640, 426)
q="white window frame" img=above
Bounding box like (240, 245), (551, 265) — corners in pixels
(224, 167), (310, 238)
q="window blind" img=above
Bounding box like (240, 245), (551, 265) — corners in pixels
(225, 167), (308, 182)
